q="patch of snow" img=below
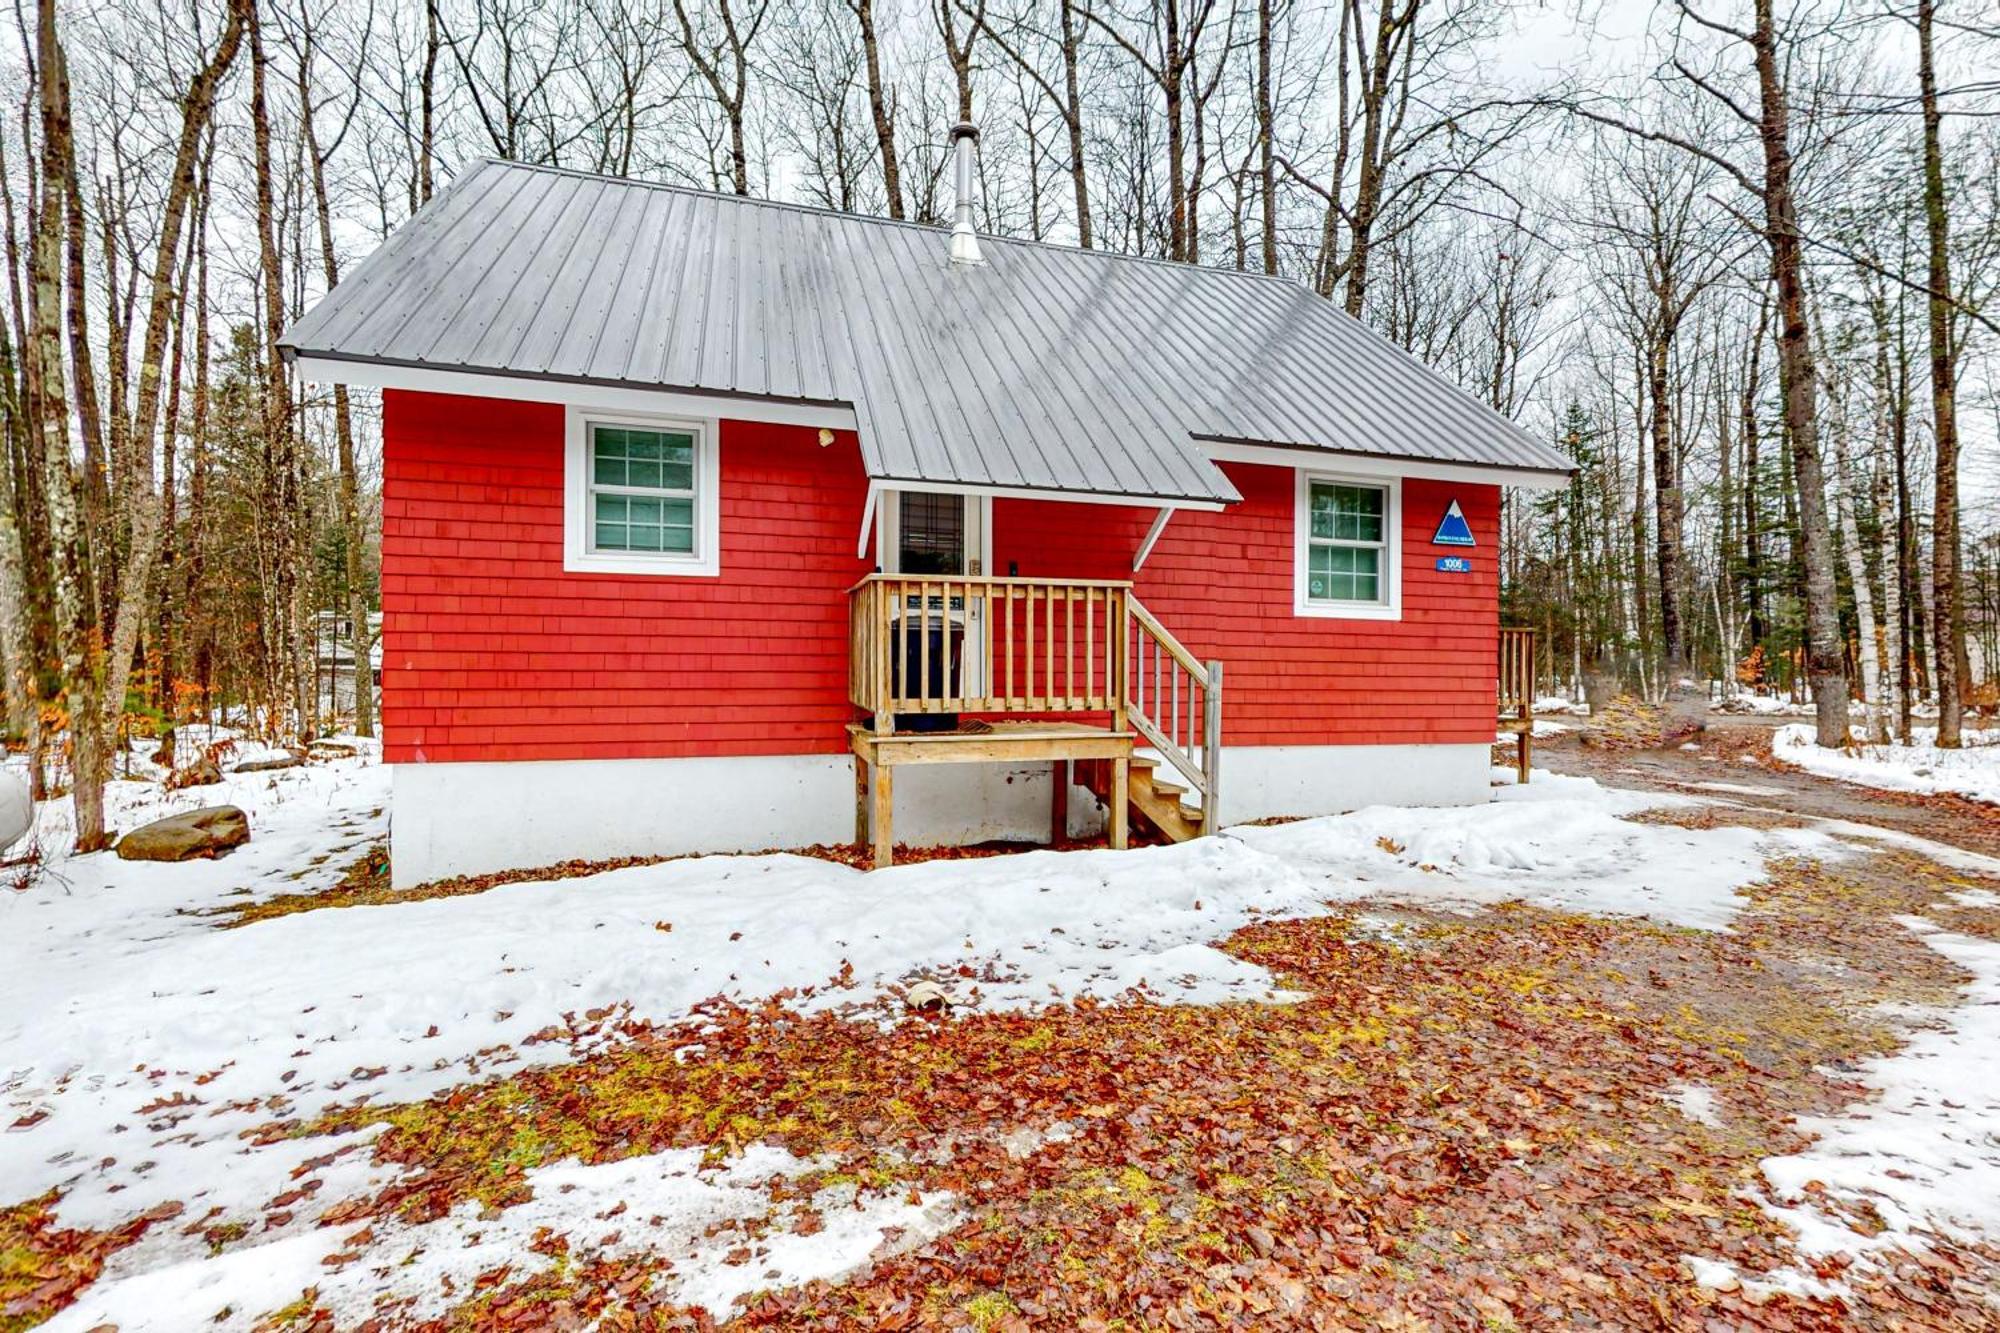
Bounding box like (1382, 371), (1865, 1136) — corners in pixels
(1234, 773), (1840, 933)
(1760, 916), (2000, 1256)
(1798, 817), (2000, 880)
(1683, 1254), (1846, 1301)
(1774, 725), (2000, 807)
(1684, 780), (1789, 797)
(1948, 888), (2000, 909)
(47, 1143), (956, 1330)
(1493, 718), (1572, 742)
(1666, 1083), (1722, 1127)
(1714, 693), (1816, 717)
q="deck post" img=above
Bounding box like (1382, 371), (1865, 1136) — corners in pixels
(854, 753), (870, 845)
(871, 761), (894, 869)
(1110, 589), (1130, 735)
(1050, 758), (1069, 844)
(1518, 693), (1534, 784)
(1201, 659), (1223, 835)
(1109, 755), (1129, 849)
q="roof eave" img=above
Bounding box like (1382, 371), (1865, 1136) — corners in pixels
(1197, 436), (1573, 492)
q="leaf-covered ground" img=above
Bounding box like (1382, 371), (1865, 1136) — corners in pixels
(225, 834), (2000, 1330)
(10, 746), (2000, 1331)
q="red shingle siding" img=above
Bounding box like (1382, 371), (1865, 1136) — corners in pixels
(383, 391), (1497, 763)
(379, 390), (869, 763)
(992, 464), (1499, 747)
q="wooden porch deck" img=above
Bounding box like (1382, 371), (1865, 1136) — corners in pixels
(847, 574), (1222, 868)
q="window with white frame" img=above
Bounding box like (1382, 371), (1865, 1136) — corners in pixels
(564, 410), (719, 575)
(1295, 473), (1399, 619)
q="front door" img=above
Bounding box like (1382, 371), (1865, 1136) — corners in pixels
(882, 491), (987, 696)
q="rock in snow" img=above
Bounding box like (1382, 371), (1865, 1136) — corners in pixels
(115, 805), (250, 861)
(233, 755), (304, 773)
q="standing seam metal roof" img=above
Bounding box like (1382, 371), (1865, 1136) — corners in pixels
(281, 158), (1573, 503)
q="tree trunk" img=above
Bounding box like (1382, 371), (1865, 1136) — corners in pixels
(1752, 0), (1846, 744)
(1917, 0), (1963, 746)
(420, 0), (439, 204)
(1058, 2), (1092, 248)
(298, 37), (375, 737)
(1257, 0), (1276, 274)
(1164, 0), (1188, 261)
(26, 0), (112, 849)
(1649, 328), (1684, 675)
(249, 0), (299, 738)
(850, 0), (902, 218)
(1828, 379), (1885, 741)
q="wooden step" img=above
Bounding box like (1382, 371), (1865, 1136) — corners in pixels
(1077, 757), (1203, 844)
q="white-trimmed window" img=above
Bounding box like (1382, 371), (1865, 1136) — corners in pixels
(564, 408), (720, 576)
(1294, 472), (1400, 619)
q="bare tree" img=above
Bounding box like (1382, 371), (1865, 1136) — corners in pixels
(672, 0), (773, 194)
(845, 0), (905, 217)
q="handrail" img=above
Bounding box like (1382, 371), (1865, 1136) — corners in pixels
(850, 574), (1129, 719)
(1125, 594), (1223, 835)
(1498, 626), (1536, 714)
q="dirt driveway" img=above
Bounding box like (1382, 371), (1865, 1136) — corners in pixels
(1537, 720), (2000, 859)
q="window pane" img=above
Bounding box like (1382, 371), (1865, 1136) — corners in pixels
(661, 436), (696, 491)
(661, 497), (695, 553)
(592, 443), (627, 485)
(1311, 482), (1385, 545)
(595, 493), (628, 522)
(897, 492), (966, 575)
(596, 521), (630, 549)
(1310, 487), (1340, 540)
(1308, 542), (1382, 604)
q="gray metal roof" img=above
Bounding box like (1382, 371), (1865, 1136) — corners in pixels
(282, 159), (1572, 503)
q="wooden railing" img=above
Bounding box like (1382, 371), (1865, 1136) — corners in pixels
(1125, 596), (1223, 835)
(1498, 626), (1537, 784)
(848, 575), (1224, 831)
(1498, 626), (1537, 715)
(849, 574), (1130, 717)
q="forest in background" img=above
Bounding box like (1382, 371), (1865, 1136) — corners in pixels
(1, 0), (1995, 850)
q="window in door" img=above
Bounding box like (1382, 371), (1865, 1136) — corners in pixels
(895, 491), (967, 574)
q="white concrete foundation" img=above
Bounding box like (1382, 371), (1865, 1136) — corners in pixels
(1214, 742), (1492, 824)
(388, 742), (1491, 887)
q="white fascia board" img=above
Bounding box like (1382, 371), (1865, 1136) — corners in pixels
(1201, 439), (1570, 492)
(872, 477), (1228, 512)
(291, 356), (861, 432)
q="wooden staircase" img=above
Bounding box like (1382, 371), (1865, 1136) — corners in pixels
(847, 573), (1221, 865)
(1078, 753), (1205, 843)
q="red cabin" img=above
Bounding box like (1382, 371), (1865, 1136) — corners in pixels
(283, 155), (1569, 886)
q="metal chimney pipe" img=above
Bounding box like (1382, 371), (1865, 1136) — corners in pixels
(948, 121), (984, 266)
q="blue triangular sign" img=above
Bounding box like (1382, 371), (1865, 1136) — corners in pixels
(1433, 499), (1475, 547)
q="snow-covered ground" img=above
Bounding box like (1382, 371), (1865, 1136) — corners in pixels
(4, 751), (1996, 1326)
(1774, 724), (2000, 806)
(1761, 914), (2000, 1259)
